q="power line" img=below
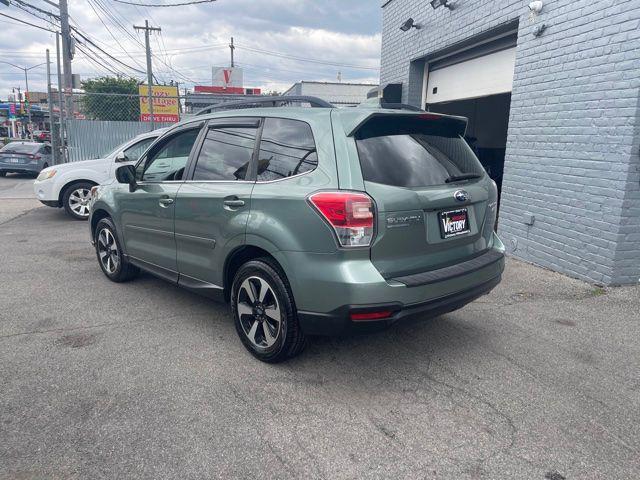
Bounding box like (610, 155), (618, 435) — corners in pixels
(71, 27), (146, 74)
(85, 0), (147, 71)
(235, 44), (380, 71)
(10, 0), (59, 20)
(8, 2), (59, 29)
(112, 0), (216, 6)
(0, 11), (56, 32)
(75, 43), (125, 76)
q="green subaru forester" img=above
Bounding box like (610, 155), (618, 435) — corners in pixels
(89, 99), (505, 362)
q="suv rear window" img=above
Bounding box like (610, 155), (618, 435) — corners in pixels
(355, 116), (484, 188)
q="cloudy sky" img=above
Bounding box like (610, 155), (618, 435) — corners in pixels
(0, 0), (381, 100)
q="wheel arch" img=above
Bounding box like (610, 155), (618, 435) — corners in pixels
(223, 245), (288, 303)
(58, 179), (99, 205)
(90, 208), (112, 239)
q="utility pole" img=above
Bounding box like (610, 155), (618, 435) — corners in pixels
(46, 49), (59, 165)
(58, 0), (74, 127)
(134, 20), (161, 130)
(229, 36), (235, 67)
(56, 33), (66, 162)
(23, 69), (32, 133)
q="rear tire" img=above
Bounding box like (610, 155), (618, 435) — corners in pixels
(94, 217), (139, 282)
(0, 171), (6, 177)
(63, 181), (94, 220)
(231, 258), (306, 363)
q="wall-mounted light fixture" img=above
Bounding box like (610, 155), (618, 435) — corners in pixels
(430, 0), (455, 10)
(399, 18), (421, 32)
(533, 23), (548, 37)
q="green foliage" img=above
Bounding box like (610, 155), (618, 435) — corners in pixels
(81, 76), (140, 121)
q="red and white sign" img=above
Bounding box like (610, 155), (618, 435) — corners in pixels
(212, 67), (243, 89)
(194, 86), (261, 95)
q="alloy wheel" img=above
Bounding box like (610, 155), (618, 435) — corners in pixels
(97, 228), (120, 274)
(68, 187), (92, 218)
(236, 276), (282, 348)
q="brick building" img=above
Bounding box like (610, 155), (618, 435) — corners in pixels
(379, 0), (640, 285)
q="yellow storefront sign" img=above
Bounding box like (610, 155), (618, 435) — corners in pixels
(139, 85), (180, 123)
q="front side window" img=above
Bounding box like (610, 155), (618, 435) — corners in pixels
(138, 128), (200, 182)
(192, 126), (257, 181)
(256, 118), (317, 182)
(122, 137), (155, 163)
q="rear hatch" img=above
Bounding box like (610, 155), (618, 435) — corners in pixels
(352, 113), (497, 279)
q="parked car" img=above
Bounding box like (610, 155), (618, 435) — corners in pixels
(0, 142), (52, 177)
(89, 102), (505, 362)
(34, 129), (166, 220)
(33, 130), (52, 143)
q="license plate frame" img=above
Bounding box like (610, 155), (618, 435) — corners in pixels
(438, 208), (470, 239)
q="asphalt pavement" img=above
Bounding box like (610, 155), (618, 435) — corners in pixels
(0, 174), (639, 480)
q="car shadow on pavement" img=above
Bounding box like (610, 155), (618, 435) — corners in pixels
(131, 267), (482, 373)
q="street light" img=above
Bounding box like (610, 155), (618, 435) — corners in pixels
(0, 60), (46, 138)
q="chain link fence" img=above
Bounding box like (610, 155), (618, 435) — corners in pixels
(54, 92), (184, 162)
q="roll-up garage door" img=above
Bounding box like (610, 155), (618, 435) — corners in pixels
(426, 34), (517, 105)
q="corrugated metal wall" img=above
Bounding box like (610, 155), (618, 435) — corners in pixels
(66, 120), (173, 162)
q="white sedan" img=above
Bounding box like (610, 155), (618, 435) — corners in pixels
(34, 129), (166, 220)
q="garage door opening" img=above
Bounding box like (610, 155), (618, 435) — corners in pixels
(423, 33), (517, 216)
(427, 93), (511, 200)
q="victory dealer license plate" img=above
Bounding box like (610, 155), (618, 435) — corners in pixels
(439, 208), (470, 238)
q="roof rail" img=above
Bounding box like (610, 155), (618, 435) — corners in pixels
(195, 95), (334, 116)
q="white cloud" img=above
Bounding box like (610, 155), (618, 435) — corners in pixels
(0, 0), (381, 98)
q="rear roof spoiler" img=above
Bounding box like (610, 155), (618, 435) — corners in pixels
(346, 112), (468, 138)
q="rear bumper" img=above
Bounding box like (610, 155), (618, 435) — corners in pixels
(298, 273), (501, 335)
(0, 163), (41, 173)
(282, 233), (506, 336)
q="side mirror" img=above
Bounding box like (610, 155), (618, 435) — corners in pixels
(114, 151), (128, 163)
(115, 164), (137, 192)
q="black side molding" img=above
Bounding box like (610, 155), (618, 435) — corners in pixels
(392, 250), (504, 287)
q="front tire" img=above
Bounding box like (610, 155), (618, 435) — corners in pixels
(94, 217), (139, 282)
(231, 258), (306, 363)
(63, 181), (94, 220)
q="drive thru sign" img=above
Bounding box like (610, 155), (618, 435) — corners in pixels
(139, 85), (180, 123)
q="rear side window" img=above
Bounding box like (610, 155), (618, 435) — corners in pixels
(355, 116), (484, 188)
(256, 118), (317, 182)
(193, 126), (258, 181)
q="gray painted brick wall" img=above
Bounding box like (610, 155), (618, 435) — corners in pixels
(380, 0), (640, 285)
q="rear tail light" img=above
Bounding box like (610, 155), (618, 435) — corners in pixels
(308, 191), (375, 247)
(27, 154), (41, 160)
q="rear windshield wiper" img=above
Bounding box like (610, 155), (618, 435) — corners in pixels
(445, 173), (482, 183)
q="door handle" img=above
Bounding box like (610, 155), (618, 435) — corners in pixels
(159, 197), (174, 208)
(223, 199), (245, 208)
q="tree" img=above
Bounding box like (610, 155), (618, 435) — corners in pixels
(81, 76), (140, 121)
